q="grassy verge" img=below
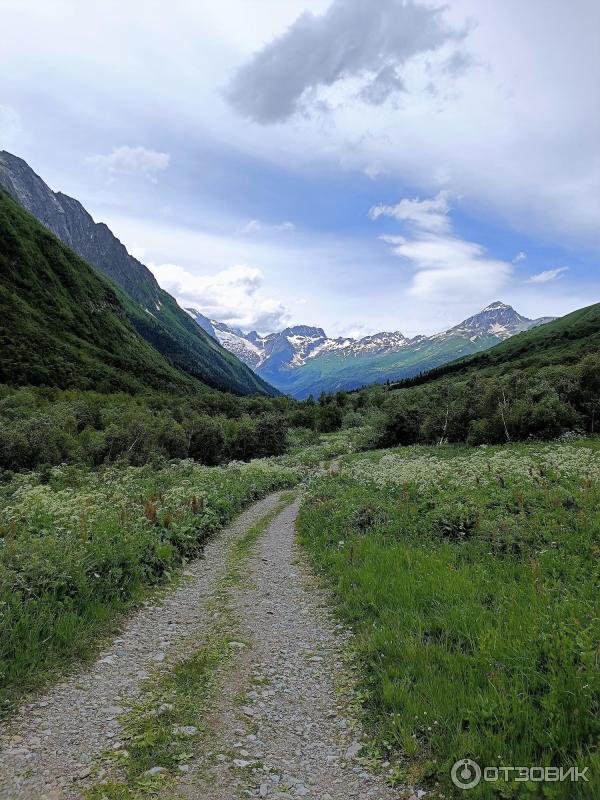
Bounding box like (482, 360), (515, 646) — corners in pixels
(297, 441), (599, 798)
(85, 493), (295, 799)
(0, 459), (299, 713)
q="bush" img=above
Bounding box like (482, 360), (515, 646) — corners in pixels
(187, 416), (225, 465)
(370, 354), (598, 449)
(0, 458), (300, 708)
(0, 385), (363, 471)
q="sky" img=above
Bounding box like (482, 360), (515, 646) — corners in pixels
(0, 0), (598, 337)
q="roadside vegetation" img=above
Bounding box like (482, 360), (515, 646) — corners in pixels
(0, 373), (376, 714)
(0, 384), (376, 473)
(0, 414), (367, 715)
(298, 441), (600, 798)
(0, 458), (300, 712)
(369, 303), (600, 449)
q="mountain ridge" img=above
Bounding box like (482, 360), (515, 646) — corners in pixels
(0, 188), (201, 393)
(186, 301), (555, 398)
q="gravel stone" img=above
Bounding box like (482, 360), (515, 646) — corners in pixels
(0, 494), (413, 800)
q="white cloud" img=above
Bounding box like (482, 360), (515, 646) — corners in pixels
(225, 0), (463, 122)
(0, 105), (22, 146)
(513, 251), (527, 263)
(236, 219), (295, 235)
(87, 145), (170, 182)
(528, 267), (569, 283)
(219, 1), (600, 246)
(369, 191), (452, 233)
(373, 191), (513, 301)
(2, 0), (600, 251)
(148, 262), (290, 332)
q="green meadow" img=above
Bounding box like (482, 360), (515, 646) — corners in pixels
(298, 441), (600, 798)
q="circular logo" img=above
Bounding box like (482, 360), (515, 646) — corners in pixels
(451, 759), (482, 790)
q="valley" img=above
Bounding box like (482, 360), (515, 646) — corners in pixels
(2, 3), (599, 797)
(0, 156), (598, 800)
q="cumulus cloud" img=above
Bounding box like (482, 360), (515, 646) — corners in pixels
(148, 262), (290, 332)
(528, 267), (569, 283)
(513, 251), (527, 263)
(372, 191), (513, 301)
(0, 105), (22, 146)
(87, 145), (170, 182)
(225, 0), (463, 123)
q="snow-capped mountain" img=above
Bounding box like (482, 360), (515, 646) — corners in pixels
(185, 315), (414, 370)
(438, 301), (554, 342)
(185, 309), (264, 368)
(186, 302), (554, 398)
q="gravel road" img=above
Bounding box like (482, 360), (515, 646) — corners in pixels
(173, 498), (404, 800)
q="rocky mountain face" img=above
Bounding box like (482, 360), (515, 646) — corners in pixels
(0, 151), (276, 396)
(185, 309), (265, 369)
(0, 151), (162, 307)
(188, 302), (554, 398)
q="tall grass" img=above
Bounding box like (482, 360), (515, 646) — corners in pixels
(0, 458), (299, 712)
(298, 442), (599, 798)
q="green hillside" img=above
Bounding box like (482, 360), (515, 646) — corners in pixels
(0, 190), (204, 394)
(370, 302), (600, 446)
(0, 151), (275, 397)
(394, 301), (600, 389)
(124, 290), (276, 396)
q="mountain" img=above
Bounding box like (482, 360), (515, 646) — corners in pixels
(0, 151), (275, 397)
(0, 189), (201, 393)
(396, 301), (600, 390)
(187, 302), (554, 399)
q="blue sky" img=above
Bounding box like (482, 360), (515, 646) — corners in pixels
(1, 0), (598, 337)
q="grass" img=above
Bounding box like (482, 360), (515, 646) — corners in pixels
(85, 632), (232, 800)
(85, 492), (296, 799)
(0, 459), (299, 714)
(297, 441), (600, 798)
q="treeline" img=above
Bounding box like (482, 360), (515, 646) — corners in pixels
(371, 353), (600, 447)
(0, 385), (370, 473)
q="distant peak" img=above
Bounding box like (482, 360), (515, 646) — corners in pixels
(283, 325), (327, 339)
(481, 301), (512, 312)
